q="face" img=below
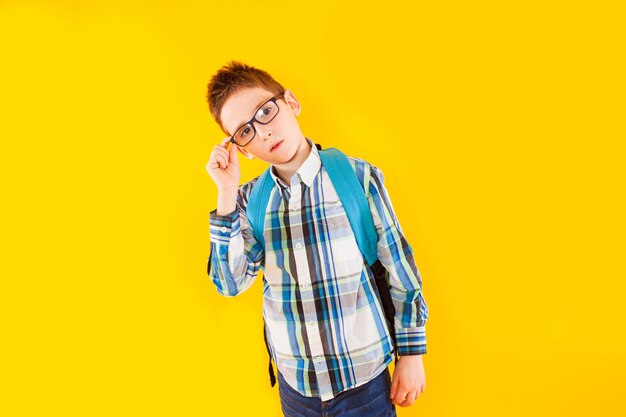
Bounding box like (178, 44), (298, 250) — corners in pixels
(220, 86), (307, 165)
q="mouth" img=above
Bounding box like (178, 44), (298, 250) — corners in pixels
(270, 140), (284, 152)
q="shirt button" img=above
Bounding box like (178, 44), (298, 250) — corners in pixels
(307, 321), (314, 326)
(220, 227), (228, 233)
(295, 242), (302, 248)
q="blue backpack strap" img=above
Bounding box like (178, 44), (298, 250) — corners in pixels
(318, 148), (379, 267)
(246, 167), (274, 265)
(246, 168), (278, 386)
(320, 148), (399, 365)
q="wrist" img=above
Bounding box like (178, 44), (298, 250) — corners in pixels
(216, 187), (238, 216)
(399, 354), (423, 362)
(218, 186), (239, 195)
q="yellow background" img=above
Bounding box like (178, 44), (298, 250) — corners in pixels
(1, 1), (624, 416)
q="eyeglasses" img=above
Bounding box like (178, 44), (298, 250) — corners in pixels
(229, 92), (285, 147)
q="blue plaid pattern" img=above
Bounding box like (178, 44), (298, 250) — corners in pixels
(208, 138), (428, 401)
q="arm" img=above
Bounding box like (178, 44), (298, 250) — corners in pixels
(207, 186), (265, 297)
(366, 164), (429, 407)
(366, 164), (429, 356)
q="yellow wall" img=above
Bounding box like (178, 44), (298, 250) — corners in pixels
(1, 1), (624, 416)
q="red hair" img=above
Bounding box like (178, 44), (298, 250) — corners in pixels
(206, 60), (285, 134)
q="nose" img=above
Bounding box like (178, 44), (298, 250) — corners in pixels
(254, 122), (273, 140)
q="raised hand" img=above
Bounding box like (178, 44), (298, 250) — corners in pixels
(206, 137), (241, 191)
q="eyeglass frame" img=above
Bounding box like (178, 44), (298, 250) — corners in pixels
(228, 92), (286, 147)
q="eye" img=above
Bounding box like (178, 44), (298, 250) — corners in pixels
(257, 105), (273, 119)
(241, 126), (251, 137)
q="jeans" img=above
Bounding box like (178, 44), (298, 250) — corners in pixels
(277, 367), (397, 417)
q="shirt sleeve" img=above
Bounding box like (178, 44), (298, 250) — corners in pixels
(366, 164), (429, 356)
(207, 186), (265, 297)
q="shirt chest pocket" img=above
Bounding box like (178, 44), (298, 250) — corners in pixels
(314, 216), (364, 269)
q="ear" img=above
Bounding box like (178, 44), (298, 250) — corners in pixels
(283, 89), (302, 117)
(236, 145), (255, 160)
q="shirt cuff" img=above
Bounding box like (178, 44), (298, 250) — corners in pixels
(395, 325), (427, 356)
(209, 208), (239, 243)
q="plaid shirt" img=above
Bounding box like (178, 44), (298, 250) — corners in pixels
(208, 137), (428, 401)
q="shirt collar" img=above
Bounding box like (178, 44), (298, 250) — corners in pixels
(269, 137), (321, 189)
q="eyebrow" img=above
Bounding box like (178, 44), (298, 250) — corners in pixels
(231, 96), (273, 135)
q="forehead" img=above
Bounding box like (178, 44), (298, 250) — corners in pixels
(221, 86), (276, 134)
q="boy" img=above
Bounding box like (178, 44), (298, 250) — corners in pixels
(205, 61), (428, 417)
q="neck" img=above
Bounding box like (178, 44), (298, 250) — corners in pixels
(273, 137), (311, 186)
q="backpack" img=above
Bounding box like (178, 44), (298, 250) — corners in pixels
(246, 143), (398, 387)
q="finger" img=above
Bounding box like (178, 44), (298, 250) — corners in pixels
(405, 389), (417, 405)
(213, 152), (224, 163)
(212, 147), (230, 164)
(390, 376), (399, 400)
(394, 389), (409, 406)
(229, 141), (239, 163)
(211, 153), (226, 169)
(214, 143), (229, 153)
(207, 159), (221, 171)
(220, 136), (231, 147)
(214, 144), (229, 157)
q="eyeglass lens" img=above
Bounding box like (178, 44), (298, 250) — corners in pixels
(233, 100), (280, 146)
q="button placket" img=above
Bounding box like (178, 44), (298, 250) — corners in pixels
(287, 175), (326, 383)
(289, 181), (301, 212)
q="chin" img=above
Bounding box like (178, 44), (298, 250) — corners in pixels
(272, 153), (293, 164)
